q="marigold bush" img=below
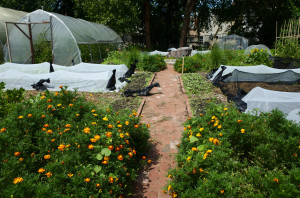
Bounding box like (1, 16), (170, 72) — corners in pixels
(0, 87), (150, 197)
(165, 102), (300, 197)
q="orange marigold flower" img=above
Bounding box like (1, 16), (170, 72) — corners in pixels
(90, 138), (97, 142)
(96, 183), (101, 188)
(45, 172), (52, 178)
(67, 173), (73, 178)
(47, 99), (52, 103)
(109, 177), (114, 183)
(38, 168), (45, 173)
(128, 152), (133, 158)
(91, 122), (96, 125)
(42, 128), (46, 131)
(196, 133), (202, 137)
(115, 147), (120, 151)
(27, 114), (32, 117)
(120, 133), (124, 138)
(40, 95), (45, 99)
(193, 168), (196, 174)
(106, 132), (112, 137)
(126, 140), (129, 144)
(31, 152), (35, 157)
(213, 138), (220, 146)
(118, 154), (124, 160)
(220, 189), (225, 194)
(125, 121), (129, 125)
(237, 120), (242, 123)
(191, 147), (198, 151)
(209, 137), (214, 142)
(108, 145), (114, 150)
(273, 178), (279, 183)
(241, 129), (245, 133)
(132, 149), (136, 155)
(44, 155), (50, 159)
(147, 124), (150, 128)
(83, 127), (90, 134)
(94, 135), (100, 140)
(107, 124), (113, 128)
(58, 144), (65, 151)
(88, 144), (94, 150)
(44, 124), (49, 128)
(19, 158), (24, 161)
(219, 133), (223, 136)
(120, 144), (124, 149)
(102, 160), (108, 164)
(14, 152), (21, 157)
(104, 156), (109, 161)
(134, 124), (139, 128)
(76, 114), (79, 116)
(148, 159), (152, 163)
(69, 104), (73, 107)
(142, 156), (146, 160)
(65, 124), (71, 128)
(84, 178), (91, 182)
(0, 128), (6, 132)
(59, 85), (63, 88)
(46, 130), (53, 134)
(117, 124), (122, 128)
(41, 115), (45, 118)
(13, 177), (23, 184)
(199, 168), (204, 173)
(47, 105), (52, 109)
(18, 115), (23, 119)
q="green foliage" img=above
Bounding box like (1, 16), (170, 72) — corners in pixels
(210, 44), (226, 68)
(139, 54), (166, 72)
(0, 46), (4, 64)
(0, 82), (25, 117)
(244, 48), (273, 66)
(0, 87), (151, 197)
(33, 33), (52, 64)
(276, 38), (300, 59)
(181, 73), (213, 96)
(165, 102), (300, 197)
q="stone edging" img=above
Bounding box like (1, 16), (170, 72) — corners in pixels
(179, 75), (193, 118)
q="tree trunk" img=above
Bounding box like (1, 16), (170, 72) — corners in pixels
(144, 0), (151, 49)
(179, 0), (196, 47)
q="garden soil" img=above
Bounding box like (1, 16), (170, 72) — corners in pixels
(133, 64), (190, 197)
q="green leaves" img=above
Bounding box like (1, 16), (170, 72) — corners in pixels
(189, 136), (198, 143)
(101, 148), (111, 156)
(94, 165), (102, 173)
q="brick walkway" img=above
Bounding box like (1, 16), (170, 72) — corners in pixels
(133, 64), (190, 197)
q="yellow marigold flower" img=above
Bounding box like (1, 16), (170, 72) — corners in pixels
(51, 139), (55, 142)
(125, 121), (129, 125)
(241, 129), (245, 133)
(237, 120), (242, 123)
(0, 128), (6, 132)
(83, 127), (90, 134)
(125, 132), (130, 136)
(45, 172), (52, 178)
(120, 133), (124, 138)
(91, 122), (96, 125)
(218, 125), (222, 129)
(251, 50), (254, 53)
(118, 124), (122, 128)
(18, 116), (23, 119)
(38, 168), (45, 173)
(203, 153), (208, 159)
(64, 128), (70, 132)
(106, 132), (112, 137)
(46, 130), (53, 134)
(55, 92), (58, 96)
(67, 173), (73, 178)
(103, 117), (108, 121)
(108, 145), (114, 150)
(168, 185), (172, 191)
(19, 158), (24, 161)
(199, 128), (204, 131)
(196, 133), (202, 137)
(14, 152), (21, 157)
(199, 168), (204, 173)
(93, 114), (97, 116)
(57, 104), (62, 107)
(220, 189), (224, 194)
(27, 114), (32, 117)
(213, 138), (220, 146)
(209, 137), (214, 142)
(212, 116), (216, 119)
(94, 135), (100, 140)
(69, 104), (73, 107)
(66, 144), (70, 148)
(109, 177), (114, 183)
(40, 95), (45, 99)
(102, 160), (108, 164)
(107, 124), (113, 128)
(118, 154), (124, 160)
(191, 147), (198, 151)
(13, 177), (23, 184)
(132, 150), (136, 155)
(273, 178), (279, 183)
(96, 183), (101, 188)
(44, 155), (50, 159)
(84, 178), (91, 182)
(147, 124), (150, 128)
(148, 159), (151, 163)
(173, 192), (178, 197)
(90, 138), (97, 142)
(128, 152), (133, 158)
(168, 174), (172, 178)
(206, 150), (212, 153)
(88, 144), (94, 150)
(58, 144), (65, 151)
(223, 108), (228, 111)
(44, 124), (49, 128)
(76, 114), (79, 116)
(65, 124), (71, 128)
(219, 133), (223, 136)
(187, 156), (191, 161)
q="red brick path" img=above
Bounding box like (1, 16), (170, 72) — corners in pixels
(133, 64), (190, 197)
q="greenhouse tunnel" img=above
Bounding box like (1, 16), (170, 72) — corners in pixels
(7, 10), (123, 66)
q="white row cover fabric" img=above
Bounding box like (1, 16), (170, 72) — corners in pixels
(0, 62), (128, 92)
(210, 65), (300, 81)
(8, 9), (122, 66)
(219, 34), (249, 50)
(147, 50), (169, 56)
(242, 87), (300, 124)
(191, 50), (210, 56)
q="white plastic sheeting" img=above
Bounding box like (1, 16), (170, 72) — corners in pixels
(242, 87), (300, 124)
(148, 50), (169, 56)
(191, 50), (210, 56)
(0, 62), (128, 92)
(210, 65), (300, 81)
(219, 34), (249, 50)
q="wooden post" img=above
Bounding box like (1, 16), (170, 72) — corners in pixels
(182, 54), (185, 74)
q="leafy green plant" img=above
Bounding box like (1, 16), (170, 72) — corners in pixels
(276, 38), (300, 59)
(173, 56), (202, 73)
(244, 48), (273, 66)
(164, 101), (300, 197)
(33, 33), (52, 64)
(138, 54), (166, 72)
(0, 87), (151, 197)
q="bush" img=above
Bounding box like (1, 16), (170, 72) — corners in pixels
(173, 55), (205, 73)
(0, 87), (151, 197)
(276, 38), (300, 59)
(139, 54), (166, 72)
(244, 48), (273, 66)
(164, 102), (300, 197)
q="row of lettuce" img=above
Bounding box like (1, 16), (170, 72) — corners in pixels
(0, 85), (151, 197)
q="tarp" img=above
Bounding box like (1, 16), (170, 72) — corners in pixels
(191, 50), (210, 56)
(147, 50), (169, 56)
(242, 87), (300, 124)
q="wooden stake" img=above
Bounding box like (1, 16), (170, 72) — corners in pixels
(182, 54), (185, 74)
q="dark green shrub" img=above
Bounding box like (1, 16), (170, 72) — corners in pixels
(138, 54), (166, 72)
(244, 48), (273, 66)
(173, 56), (204, 73)
(165, 102), (300, 197)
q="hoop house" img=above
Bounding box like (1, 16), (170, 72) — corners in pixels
(7, 10), (122, 66)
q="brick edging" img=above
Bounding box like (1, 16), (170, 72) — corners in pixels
(148, 72), (156, 86)
(179, 75), (186, 94)
(185, 98), (193, 118)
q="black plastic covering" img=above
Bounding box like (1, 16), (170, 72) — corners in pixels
(31, 78), (50, 91)
(124, 82), (160, 97)
(119, 59), (138, 83)
(269, 56), (300, 69)
(106, 69), (116, 91)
